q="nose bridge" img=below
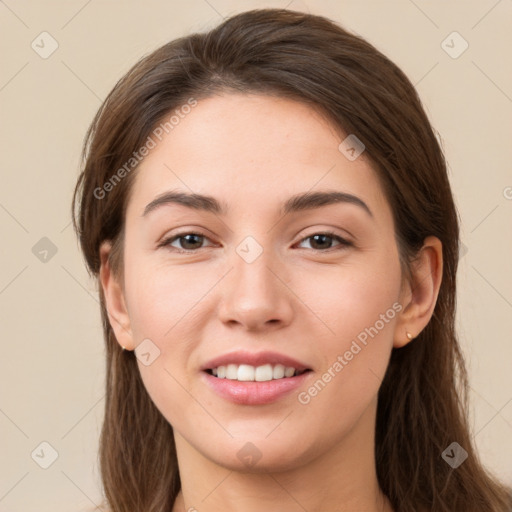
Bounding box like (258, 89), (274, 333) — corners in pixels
(218, 233), (293, 329)
(233, 234), (282, 302)
(236, 236), (277, 292)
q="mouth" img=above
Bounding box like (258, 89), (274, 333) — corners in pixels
(200, 351), (313, 405)
(205, 363), (311, 381)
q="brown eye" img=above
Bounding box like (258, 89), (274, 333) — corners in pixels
(296, 232), (352, 252)
(158, 230), (352, 254)
(159, 232), (212, 253)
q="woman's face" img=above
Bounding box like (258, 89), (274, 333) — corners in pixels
(104, 93), (408, 471)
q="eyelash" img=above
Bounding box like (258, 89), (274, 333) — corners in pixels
(157, 230), (353, 254)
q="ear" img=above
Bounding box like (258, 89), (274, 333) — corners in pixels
(99, 240), (135, 350)
(393, 235), (443, 348)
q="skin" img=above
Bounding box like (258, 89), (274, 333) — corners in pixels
(99, 93), (442, 512)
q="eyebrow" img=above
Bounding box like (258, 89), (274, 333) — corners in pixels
(142, 189), (373, 218)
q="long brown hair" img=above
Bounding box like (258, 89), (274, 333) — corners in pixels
(72, 8), (512, 512)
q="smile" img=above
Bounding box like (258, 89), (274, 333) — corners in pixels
(207, 363), (310, 381)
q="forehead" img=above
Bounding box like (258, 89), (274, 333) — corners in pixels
(126, 93), (392, 225)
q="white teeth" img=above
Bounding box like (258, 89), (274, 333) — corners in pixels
(273, 364), (285, 379)
(237, 364), (255, 381)
(226, 364), (238, 379)
(284, 366), (295, 378)
(210, 363), (302, 381)
(255, 364), (273, 382)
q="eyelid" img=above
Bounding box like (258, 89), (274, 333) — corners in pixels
(297, 227), (353, 244)
(295, 230), (352, 249)
(158, 228), (353, 253)
(157, 230), (215, 251)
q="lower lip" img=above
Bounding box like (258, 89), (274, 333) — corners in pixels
(202, 371), (312, 405)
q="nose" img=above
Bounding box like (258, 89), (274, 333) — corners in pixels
(217, 244), (294, 333)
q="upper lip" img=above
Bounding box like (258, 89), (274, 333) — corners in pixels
(201, 350), (311, 372)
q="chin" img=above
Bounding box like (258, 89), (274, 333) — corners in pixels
(201, 434), (316, 473)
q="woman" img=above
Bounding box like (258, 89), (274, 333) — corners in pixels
(72, 8), (512, 512)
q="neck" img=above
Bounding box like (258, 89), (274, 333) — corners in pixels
(171, 397), (394, 512)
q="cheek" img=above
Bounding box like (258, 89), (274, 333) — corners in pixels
(307, 252), (401, 345)
(122, 259), (202, 426)
(298, 253), (401, 413)
(123, 255), (203, 343)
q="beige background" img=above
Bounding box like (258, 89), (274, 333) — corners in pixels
(1, 0), (511, 510)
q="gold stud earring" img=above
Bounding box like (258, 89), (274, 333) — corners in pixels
(406, 331), (413, 341)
